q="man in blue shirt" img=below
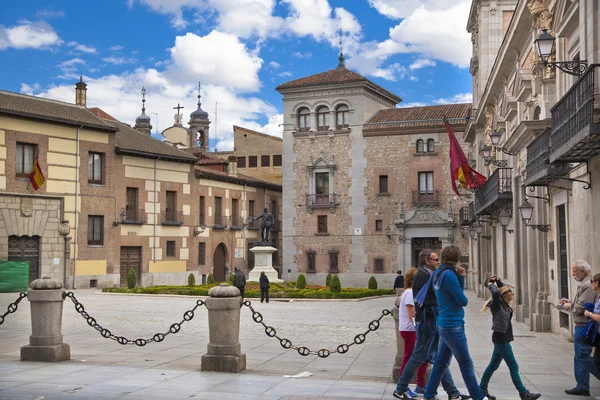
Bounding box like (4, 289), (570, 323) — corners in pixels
(422, 245), (487, 400)
(393, 270), (405, 295)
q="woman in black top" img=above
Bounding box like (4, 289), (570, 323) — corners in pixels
(479, 276), (541, 400)
(259, 271), (270, 303)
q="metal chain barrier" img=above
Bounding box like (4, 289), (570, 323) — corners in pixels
(242, 300), (392, 358)
(63, 291), (205, 346)
(0, 292), (27, 327)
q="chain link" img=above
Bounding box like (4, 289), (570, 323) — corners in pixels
(63, 291), (205, 346)
(0, 292), (27, 326)
(242, 300), (392, 358)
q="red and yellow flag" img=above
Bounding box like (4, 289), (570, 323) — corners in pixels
(445, 118), (486, 195)
(28, 156), (46, 190)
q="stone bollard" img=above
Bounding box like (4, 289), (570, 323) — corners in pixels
(21, 277), (70, 362)
(201, 283), (246, 372)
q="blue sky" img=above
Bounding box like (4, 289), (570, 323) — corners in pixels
(0, 0), (473, 150)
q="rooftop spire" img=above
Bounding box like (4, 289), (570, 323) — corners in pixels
(141, 86), (147, 115)
(190, 81), (209, 120)
(134, 86), (152, 135)
(337, 29), (345, 68)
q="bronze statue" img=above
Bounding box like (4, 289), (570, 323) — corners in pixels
(250, 207), (274, 244)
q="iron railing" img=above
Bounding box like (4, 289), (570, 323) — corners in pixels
(306, 193), (338, 208)
(121, 208), (145, 224)
(550, 64), (600, 163)
(229, 217), (244, 229)
(161, 210), (184, 225)
(525, 129), (550, 185)
(412, 190), (439, 205)
(474, 168), (512, 216)
(213, 215), (229, 228)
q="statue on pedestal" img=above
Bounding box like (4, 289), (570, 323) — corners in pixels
(250, 207), (274, 245)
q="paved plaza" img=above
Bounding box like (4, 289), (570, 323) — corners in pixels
(0, 290), (599, 400)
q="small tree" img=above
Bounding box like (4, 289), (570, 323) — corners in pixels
(368, 276), (378, 289)
(229, 273), (235, 283)
(325, 273), (332, 287)
(207, 274), (215, 284)
(296, 273), (306, 289)
(329, 275), (341, 293)
(188, 273), (196, 287)
(127, 268), (137, 289)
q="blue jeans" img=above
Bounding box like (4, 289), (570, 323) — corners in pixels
(480, 342), (527, 394)
(424, 325), (484, 400)
(574, 325), (600, 390)
(395, 322), (461, 397)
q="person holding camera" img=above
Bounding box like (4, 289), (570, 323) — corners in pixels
(479, 275), (541, 400)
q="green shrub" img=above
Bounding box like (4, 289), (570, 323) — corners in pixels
(368, 276), (378, 289)
(296, 273), (306, 289)
(207, 274), (215, 284)
(329, 274), (341, 293)
(325, 273), (332, 287)
(187, 273), (195, 287)
(127, 268), (137, 289)
(229, 273), (234, 283)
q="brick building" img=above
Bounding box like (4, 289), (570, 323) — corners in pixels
(277, 54), (471, 288)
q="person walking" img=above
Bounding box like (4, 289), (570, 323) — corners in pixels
(580, 273), (600, 380)
(561, 260), (599, 396)
(479, 275), (541, 400)
(421, 245), (487, 400)
(393, 248), (470, 400)
(233, 268), (246, 300)
(394, 270), (405, 295)
(260, 271), (270, 303)
(398, 267), (428, 391)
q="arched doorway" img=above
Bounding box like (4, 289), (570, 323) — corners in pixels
(213, 243), (227, 282)
(8, 235), (40, 283)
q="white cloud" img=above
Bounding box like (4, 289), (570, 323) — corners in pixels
(433, 92), (473, 104)
(109, 45), (124, 51)
(368, 0), (460, 19)
(398, 101), (428, 108)
(20, 83), (41, 95)
(68, 41), (97, 53)
(292, 51), (312, 59)
(277, 71), (292, 77)
(1, 20), (62, 50)
(35, 9), (65, 18)
(409, 76), (418, 81)
(269, 61), (281, 69)
(103, 56), (137, 65)
(167, 30), (263, 92)
(243, 114), (284, 139)
(409, 58), (436, 70)
(127, 0), (199, 28)
(57, 58), (86, 79)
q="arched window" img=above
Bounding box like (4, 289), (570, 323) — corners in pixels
(298, 108), (310, 132)
(427, 139), (435, 153)
(336, 104), (349, 129)
(317, 106), (330, 131)
(416, 139), (424, 153)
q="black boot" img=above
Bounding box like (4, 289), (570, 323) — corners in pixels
(520, 391), (541, 400)
(482, 389), (496, 400)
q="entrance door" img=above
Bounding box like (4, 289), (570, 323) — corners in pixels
(120, 247), (141, 286)
(411, 237), (442, 266)
(213, 243), (226, 282)
(8, 235), (40, 283)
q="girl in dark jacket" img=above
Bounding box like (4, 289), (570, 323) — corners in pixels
(479, 276), (541, 400)
(259, 271), (270, 303)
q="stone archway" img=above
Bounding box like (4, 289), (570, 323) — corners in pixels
(213, 243), (228, 282)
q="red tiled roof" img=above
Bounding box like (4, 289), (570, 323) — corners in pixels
(364, 103), (472, 132)
(88, 107), (119, 121)
(194, 152), (228, 165)
(276, 66), (401, 103)
(194, 166), (281, 191)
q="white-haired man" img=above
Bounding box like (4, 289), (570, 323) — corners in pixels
(560, 260), (599, 396)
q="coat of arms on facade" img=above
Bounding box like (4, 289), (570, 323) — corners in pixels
(58, 221), (70, 236)
(20, 198), (33, 217)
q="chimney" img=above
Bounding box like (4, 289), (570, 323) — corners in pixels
(75, 76), (87, 107)
(227, 155), (238, 177)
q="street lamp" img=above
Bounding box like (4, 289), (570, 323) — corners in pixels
(468, 225), (476, 240)
(480, 130), (515, 167)
(519, 198), (550, 232)
(385, 225), (391, 240)
(534, 29), (587, 76)
(499, 209), (514, 234)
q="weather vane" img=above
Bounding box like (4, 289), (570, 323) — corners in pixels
(338, 28), (343, 54)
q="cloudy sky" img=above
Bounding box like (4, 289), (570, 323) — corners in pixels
(1, 0), (473, 150)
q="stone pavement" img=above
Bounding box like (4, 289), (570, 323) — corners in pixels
(0, 289), (599, 400)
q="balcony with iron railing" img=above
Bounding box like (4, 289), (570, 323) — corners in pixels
(474, 168), (513, 216)
(550, 64), (600, 163)
(412, 190), (439, 206)
(247, 218), (259, 230)
(121, 208), (145, 224)
(524, 128), (572, 187)
(229, 216), (244, 230)
(306, 193), (338, 209)
(213, 215), (230, 229)
(161, 210), (184, 226)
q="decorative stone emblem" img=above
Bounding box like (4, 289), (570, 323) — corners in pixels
(20, 197), (33, 217)
(413, 211), (435, 223)
(58, 221), (70, 236)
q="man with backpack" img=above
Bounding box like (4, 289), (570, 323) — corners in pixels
(393, 249), (470, 400)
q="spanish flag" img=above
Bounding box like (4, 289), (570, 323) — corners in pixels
(445, 117), (486, 195)
(28, 156), (46, 190)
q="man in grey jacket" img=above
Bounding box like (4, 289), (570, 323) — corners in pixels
(560, 259), (599, 396)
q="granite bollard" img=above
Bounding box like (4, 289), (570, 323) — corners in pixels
(21, 277), (70, 362)
(200, 283), (246, 372)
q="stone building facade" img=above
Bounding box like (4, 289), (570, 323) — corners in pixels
(277, 55), (471, 288)
(464, 0), (600, 336)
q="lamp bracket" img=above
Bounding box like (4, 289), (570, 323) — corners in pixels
(556, 173), (591, 190)
(498, 147), (517, 156)
(481, 235), (492, 240)
(526, 223), (551, 232)
(484, 158), (508, 167)
(545, 60), (588, 76)
(525, 187), (550, 203)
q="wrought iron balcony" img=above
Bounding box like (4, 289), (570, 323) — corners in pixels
(246, 218), (259, 230)
(550, 64), (600, 163)
(161, 210), (184, 226)
(524, 128), (572, 187)
(121, 208), (145, 224)
(213, 215), (229, 229)
(229, 216), (244, 230)
(412, 190), (439, 206)
(474, 168), (513, 216)
(306, 193), (338, 209)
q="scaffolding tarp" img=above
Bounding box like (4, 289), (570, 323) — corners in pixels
(0, 261), (30, 292)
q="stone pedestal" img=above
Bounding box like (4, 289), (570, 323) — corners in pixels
(248, 245), (283, 283)
(21, 277), (70, 362)
(201, 284), (246, 373)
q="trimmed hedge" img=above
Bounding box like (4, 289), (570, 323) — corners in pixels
(368, 276), (378, 289)
(103, 281), (394, 299)
(207, 274), (215, 284)
(127, 268), (137, 289)
(188, 273), (195, 287)
(325, 273), (332, 287)
(228, 273), (234, 283)
(329, 275), (341, 293)
(296, 274), (306, 289)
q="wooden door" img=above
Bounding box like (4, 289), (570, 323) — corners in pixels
(8, 235), (40, 283)
(213, 243), (226, 282)
(120, 247), (141, 286)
